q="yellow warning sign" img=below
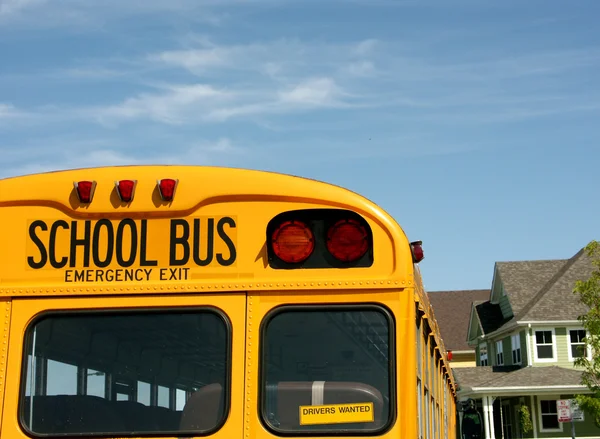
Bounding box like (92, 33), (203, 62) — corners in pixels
(299, 402), (374, 425)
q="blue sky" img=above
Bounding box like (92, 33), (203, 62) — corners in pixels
(1, 0), (599, 291)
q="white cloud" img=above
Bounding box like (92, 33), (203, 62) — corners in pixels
(97, 83), (233, 125)
(0, 0), (273, 27)
(354, 39), (378, 56)
(91, 75), (356, 126)
(0, 103), (26, 120)
(0, 137), (243, 179)
(345, 60), (376, 77)
(279, 77), (346, 106)
(0, 0), (45, 17)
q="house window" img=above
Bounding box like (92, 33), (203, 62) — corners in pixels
(511, 334), (522, 364)
(568, 329), (588, 361)
(534, 330), (555, 361)
(539, 399), (561, 431)
(479, 343), (488, 366)
(496, 341), (504, 365)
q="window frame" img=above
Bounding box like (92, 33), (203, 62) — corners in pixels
(18, 306), (233, 438)
(533, 328), (557, 363)
(567, 327), (591, 362)
(537, 396), (563, 433)
(479, 343), (488, 366)
(258, 303), (397, 437)
(510, 334), (522, 365)
(495, 340), (504, 366)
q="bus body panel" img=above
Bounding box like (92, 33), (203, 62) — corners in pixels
(0, 299), (11, 433)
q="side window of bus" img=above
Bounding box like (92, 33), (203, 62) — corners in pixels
(20, 310), (230, 436)
(261, 306), (394, 435)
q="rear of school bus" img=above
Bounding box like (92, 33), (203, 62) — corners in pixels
(0, 165), (455, 439)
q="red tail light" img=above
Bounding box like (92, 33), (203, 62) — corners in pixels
(326, 219), (369, 262)
(411, 240), (424, 263)
(271, 220), (315, 263)
(158, 179), (178, 202)
(115, 180), (136, 202)
(447, 350), (453, 361)
(74, 180), (96, 203)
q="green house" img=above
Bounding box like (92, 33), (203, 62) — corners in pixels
(452, 247), (599, 439)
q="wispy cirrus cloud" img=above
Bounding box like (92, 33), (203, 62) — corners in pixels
(0, 135), (245, 179)
(0, 103), (29, 121)
(93, 76), (359, 126)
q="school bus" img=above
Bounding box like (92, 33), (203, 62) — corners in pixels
(0, 165), (456, 439)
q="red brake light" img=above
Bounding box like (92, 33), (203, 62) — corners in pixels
(326, 219), (369, 262)
(411, 240), (424, 263)
(115, 180), (136, 202)
(74, 180), (96, 203)
(158, 179), (178, 202)
(271, 220), (315, 264)
(447, 351), (453, 361)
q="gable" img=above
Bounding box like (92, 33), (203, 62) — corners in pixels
(467, 301), (483, 344)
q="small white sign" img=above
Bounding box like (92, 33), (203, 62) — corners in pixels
(557, 399), (572, 423)
(570, 399), (585, 422)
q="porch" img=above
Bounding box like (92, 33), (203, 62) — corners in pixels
(453, 366), (599, 439)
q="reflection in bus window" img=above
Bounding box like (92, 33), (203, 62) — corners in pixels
(21, 310), (230, 436)
(87, 370), (105, 398)
(47, 360), (77, 395)
(261, 306), (394, 435)
(138, 381), (151, 406)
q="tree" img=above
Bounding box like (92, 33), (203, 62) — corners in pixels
(573, 240), (600, 425)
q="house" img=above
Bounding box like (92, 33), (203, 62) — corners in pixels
(451, 247), (599, 439)
(428, 290), (490, 368)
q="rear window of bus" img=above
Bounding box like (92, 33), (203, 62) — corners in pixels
(19, 308), (230, 436)
(260, 305), (395, 435)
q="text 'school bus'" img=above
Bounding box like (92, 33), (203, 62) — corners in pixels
(0, 166), (456, 439)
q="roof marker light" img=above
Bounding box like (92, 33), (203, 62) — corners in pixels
(115, 179), (137, 202)
(157, 179), (178, 202)
(74, 180), (96, 203)
(411, 240), (424, 263)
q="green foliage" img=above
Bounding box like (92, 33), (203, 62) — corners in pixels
(575, 395), (600, 428)
(573, 240), (600, 421)
(518, 404), (533, 434)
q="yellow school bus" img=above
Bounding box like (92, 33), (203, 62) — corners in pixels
(0, 165), (456, 439)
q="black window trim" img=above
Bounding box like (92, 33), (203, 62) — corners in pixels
(258, 303), (397, 437)
(18, 304), (233, 438)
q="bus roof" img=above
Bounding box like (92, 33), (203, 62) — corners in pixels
(0, 165), (417, 296)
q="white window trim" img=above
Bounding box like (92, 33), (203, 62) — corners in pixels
(537, 395), (563, 433)
(566, 327), (592, 362)
(511, 333), (522, 365)
(533, 328), (557, 363)
(496, 340), (504, 365)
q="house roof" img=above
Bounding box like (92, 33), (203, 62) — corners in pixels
(516, 248), (593, 322)
(473, 247), (595, 336)
(453, 366), (586, 396)
(495, 259), (568, 317)
(427, 290), (490, 351)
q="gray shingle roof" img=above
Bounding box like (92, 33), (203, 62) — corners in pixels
(496, 259), (568, 317)
(428, 290), (490, 351)
(454, 366), (584, 391)
(517, 248), (593, 321)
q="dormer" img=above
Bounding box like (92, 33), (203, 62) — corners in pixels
(489, 265), (514, 320)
